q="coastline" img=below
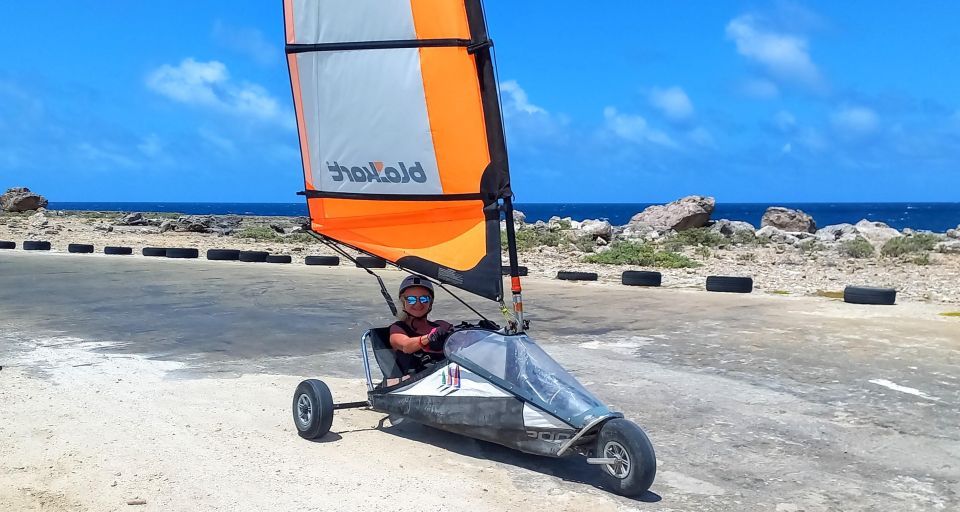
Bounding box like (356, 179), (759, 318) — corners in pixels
(1, 208), (959, 305)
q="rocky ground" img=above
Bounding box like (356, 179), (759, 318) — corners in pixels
(1, 202), (959, 305)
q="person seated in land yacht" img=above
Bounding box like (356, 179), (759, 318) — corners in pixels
(388, 276), (453, 375)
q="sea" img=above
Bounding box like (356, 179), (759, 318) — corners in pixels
(47, 202), (960, 233)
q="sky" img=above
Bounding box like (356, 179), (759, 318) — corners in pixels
(1, 1), (958, 203)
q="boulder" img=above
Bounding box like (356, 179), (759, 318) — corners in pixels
(1, 187), (48, 212)
(709, 219), (756, 237)
(948, 228), (958, 239)
(512, 210), (526, 225)
(937, 241), (960, 254)
(176, 215), (242, 234)
(761, 207), (816, 233)
(756, 225), (798, 245)
(578, 219), (613, 240)
(628, 195), (715, 232)
(29, 210), (50, 229)
(619, 220), (657, 241)
(815, 223), (858, 243)
(159, 220), (175, 233)
(548, 216), (578, 230)
(854, 219), (901, 248)
(116, 212), (148, 226)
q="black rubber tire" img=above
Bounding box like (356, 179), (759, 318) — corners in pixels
(355, 256), (386, 268)
(844, 286), (896, 305)
(165, 247), (199, 259)
(104, 246), (133, 255)
(0, 241), (16, 250)
(239, 250), (269, 263)
(557, 271), (598, 281)
(501, 265), (529, 277)
(142, 247), (167, 257)
(292, 379), (335, 440)
(597, 419), (657, 497)
(23, 241), (51, 251)
(304, 255), (340, 266)
(705, 275), (753, 293)
(266, 254), (292, 264)
(207, 249), (240, 261)
(621, 271), (662, 287)
(67, 243), (94, 254)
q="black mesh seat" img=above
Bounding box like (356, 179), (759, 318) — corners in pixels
(368, 326), (429, 381)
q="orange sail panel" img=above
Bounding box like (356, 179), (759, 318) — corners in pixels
(284, 0), (511, 300)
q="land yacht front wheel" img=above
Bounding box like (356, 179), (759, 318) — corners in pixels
(293, 379), (334, 439)
(597, 419), (656, 496)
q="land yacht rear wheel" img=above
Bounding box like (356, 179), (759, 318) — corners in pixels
(293, 379), (334, 439)
(597, 419), (656, 496)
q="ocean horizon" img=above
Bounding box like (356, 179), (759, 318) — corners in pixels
(46, 201), (960, 233)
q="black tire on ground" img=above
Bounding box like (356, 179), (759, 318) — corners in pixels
(0, 241), (16, 250)
(293, 379), (335, 440)
(104, 246), (133, 255)
(67, 243), (94, 254)
(304, 255), (340, 266)
(501, 265), (529, 277)
(705, 275), (753, 293)
(266, 254), (292, 264)
(23, 241), (51, 251)
(621, 270), (662, 287)
(239, 250), (269, 263)
(355, 256), (386, 268)
(844, 285), (896, 305)
(557, 271), (598, 281)
(207, 249), (240, 261)
(597, 418), (657, 497)
(166, 248), (199, 259)
(142, 247), (167, 257)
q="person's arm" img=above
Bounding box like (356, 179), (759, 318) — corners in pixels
(389, 326), (432, 354)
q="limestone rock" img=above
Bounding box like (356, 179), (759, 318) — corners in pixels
(176, 215), (242, 234)
(709, 219), (756, 237)
(0, 187), (48, 212)
(756, 225), (798, 245)
(512, 210), (526, 225)
(159, 220), (175, 233)
(816, 223), (858, 243)
(628, 195), (715, 232)
(578, 219), (613, 240)
(116, 212), (148, 226)
(937, 241), (960, 254)
(761, 207), (816, 233)
(854, 219), (901, 248)
(948, 228), (958, 239)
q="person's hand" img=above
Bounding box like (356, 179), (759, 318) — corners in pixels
(427, 324), (453, 351)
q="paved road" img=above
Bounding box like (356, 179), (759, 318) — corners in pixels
(2, 251), (958, 510)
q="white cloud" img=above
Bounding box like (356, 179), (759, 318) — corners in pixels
(831, 106), (879, 137)
(726, 15), (823, 89)
(774, 110), (796, 132)
(137, 134), (164, 158)
(499, 80), (545, 115)
(76, 142), (139, 169)
(741, 78), (780, 99)
(688, 127), (715, 148)
(198, 128), (237, 155)
(602, 107), (676, 148)
(648, 86), (694, 122)
(212, 21), (277, 66)
(146, 58), (293, 129)
(782, 142), (792, 154)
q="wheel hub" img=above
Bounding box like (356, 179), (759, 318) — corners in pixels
(296, 393), (313, 426)
(602, 440), (631, 479)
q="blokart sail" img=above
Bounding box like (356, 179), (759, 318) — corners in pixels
(283, 0), (514, 302)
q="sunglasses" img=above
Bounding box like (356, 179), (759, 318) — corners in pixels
(404, 295), (432, 305)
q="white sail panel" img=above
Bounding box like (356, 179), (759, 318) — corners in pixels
(288, 0), (416, 44)
(295, 48), (442, 195)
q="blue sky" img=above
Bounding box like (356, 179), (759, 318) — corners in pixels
(1, 1), (958, 203)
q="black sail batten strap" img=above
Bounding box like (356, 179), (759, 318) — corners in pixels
(299, 190), (489, 202)
(286, 38), (474, 54)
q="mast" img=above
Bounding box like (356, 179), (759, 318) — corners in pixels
(463, 0), (524, 331)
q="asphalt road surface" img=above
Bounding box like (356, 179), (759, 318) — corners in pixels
(1, 251), (958, 510)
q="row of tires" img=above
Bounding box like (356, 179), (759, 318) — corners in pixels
(4, 240), (897, 304)
(505, 267), (896, 305)
(0, 240), (395, 267)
